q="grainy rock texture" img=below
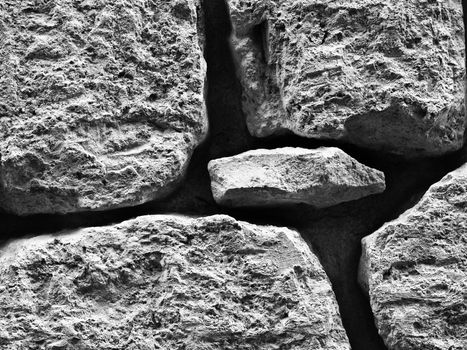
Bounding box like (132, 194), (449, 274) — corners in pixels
(359, 163), (467, 349)
(0, 0), (207, 215)
(228, 0), (466, 157)
(0, 214), (350, 350)
(208, 147), (385, 208)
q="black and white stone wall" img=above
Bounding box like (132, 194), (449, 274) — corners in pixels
(0, 1), (465, 349)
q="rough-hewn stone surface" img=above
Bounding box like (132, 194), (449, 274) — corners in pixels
(228, 0), (466, 157)
(0, 0), (207, 215)
(208, 147), (385, 208)
(0, 214), (350, 350)
(359, 163), (467, 349)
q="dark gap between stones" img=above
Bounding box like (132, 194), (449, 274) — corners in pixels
(251, 20), (270, 64)
(1, 1), (467, 350)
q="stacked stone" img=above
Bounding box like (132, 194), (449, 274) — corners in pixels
(208, 147), (386, 208)
(359, 164), (467, 349)
(0, 0), (208, 215)
(0, 0), (465, 349)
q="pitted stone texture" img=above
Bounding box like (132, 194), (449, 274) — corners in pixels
(0, 215), (350, 350)
(359, 164), (467, 350)
(0, 0), (207, 215)
(228, 0), (466, 157)
(208, 147), (385, 207)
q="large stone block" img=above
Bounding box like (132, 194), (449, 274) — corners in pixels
(360, 163), (467, 349)
(0, 0), (207, 214)
(228, 0), (465, 157)
(0, 214), (350, 350)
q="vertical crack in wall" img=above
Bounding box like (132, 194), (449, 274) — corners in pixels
(251, 20), (270, 64)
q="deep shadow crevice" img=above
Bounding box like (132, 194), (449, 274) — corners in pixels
(251, 20), (269, 64)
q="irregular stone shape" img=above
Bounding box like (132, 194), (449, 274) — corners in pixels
(0, 0), (207, 215)
(228, 0), (466, 157)
(0, 215), (350, 350)
(208, 147), (385, 207)
(359, 164), (467, 349)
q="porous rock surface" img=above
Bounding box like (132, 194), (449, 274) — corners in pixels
(0, 214), (350, 350)
(208, 147), (386, 208)
(359, 163), (467, 349)
(228, 0), (466, 157)
(0, 0), (207, 215)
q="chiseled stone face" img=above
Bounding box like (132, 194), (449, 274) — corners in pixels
(208, 147), (385, 208)
(359, 163), (467, 349)
(228, 0), (465, 157)
(0, 0), (207, 215)
(0, 215), (350, 350)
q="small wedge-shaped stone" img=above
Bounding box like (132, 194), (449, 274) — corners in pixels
(228, 0), (466, 157)
(0, 215), (350, 350)
(0, 0), (207, 215)
(208, 147), (385, 207)
(359, 163), (467, 349)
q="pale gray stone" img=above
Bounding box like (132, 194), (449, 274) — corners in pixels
(0, 214), (350, 350)
(359, 163), (467, 349)
(0, 0), (207, 215)
(208, 147), (385, 207)
(228, 0), (466, 157)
